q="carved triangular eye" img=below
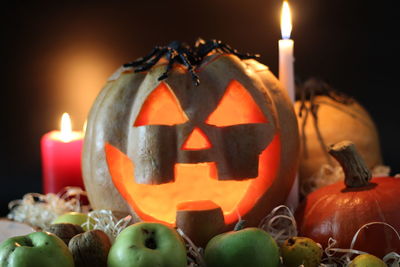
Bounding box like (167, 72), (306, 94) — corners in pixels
(134, 82), (189, 126)
(205, 80), (268, 127)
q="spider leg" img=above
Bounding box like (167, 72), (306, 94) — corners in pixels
(123, 46), (161, 67)
(195, 38), (206, 47)
(219, 43), (260, 59)
(159, 46), (199, 85)
(134, 48), (168, 72)
(178, 52), (200, 86)
(195, 40), (217, 59)
(158, 49), (178, 81)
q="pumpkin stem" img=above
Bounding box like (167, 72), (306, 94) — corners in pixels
(328, 141), (372, 188)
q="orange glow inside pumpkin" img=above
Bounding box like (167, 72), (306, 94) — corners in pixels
(182, 127), (212, 150)
(205, 80), (268, 126)
(105, 133), (280, 226)
(134, 82), (188, 126)
(177, 200), (220, 211)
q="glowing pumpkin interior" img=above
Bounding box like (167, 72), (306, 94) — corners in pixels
(182, 127), (212, 150)
(105, 80), (280, 225)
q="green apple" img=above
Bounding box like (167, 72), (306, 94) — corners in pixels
(0, 231), (74, 267)
(107, 222), (187, 267)
(281, 236), (323, 267)
(204, 227), (280, 267)
(53, 211), (93, 231)
(349, 254), (386, 267)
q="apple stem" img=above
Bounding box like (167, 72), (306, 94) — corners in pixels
(234, 220), (246, 231)
(328, 141), (372, 188)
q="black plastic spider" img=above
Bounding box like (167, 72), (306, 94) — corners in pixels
(124, 41), (200, 85)
(124, 39), (259, 86)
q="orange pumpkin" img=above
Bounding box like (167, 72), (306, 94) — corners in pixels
(295, 141), (400, 258)
(82, 51), (299, 241)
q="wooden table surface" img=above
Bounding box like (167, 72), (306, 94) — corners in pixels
(0, 219), (34, 243)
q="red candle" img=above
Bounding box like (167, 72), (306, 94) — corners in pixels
(41, 113), (85, 194)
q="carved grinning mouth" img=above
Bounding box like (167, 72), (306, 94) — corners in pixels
(105, 133), (281, 226)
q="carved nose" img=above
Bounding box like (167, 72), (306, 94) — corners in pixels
(181, 127), (212, 150)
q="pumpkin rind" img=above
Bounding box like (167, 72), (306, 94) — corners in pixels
(82, 54), (299, 229)
(295, 177), (400, 257)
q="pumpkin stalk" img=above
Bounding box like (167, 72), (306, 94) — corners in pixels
(328, 141), (371, 188)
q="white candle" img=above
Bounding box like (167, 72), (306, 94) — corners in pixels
(279, 1), (295, 102)
(279, 1), (299, 210)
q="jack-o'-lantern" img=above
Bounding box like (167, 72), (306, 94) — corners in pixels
(82, 41), (299, 244)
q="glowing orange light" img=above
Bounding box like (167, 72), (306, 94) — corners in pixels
(177, 200), (219, 211)
(205, 80), (268, 127)
(134, 82), (188, 126)
(105, 79), (278, 226)
(182, 127), (212, 150)
(51, 44), (117, 129)
(105, 134), (280, 225)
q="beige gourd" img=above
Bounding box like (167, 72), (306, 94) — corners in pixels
(295, 79), (382, 195)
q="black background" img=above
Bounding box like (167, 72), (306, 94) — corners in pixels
(1, 0), (398, 216)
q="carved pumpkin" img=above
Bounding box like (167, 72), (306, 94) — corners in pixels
(295, 141), (400, 258)
(82, 53), (299, 236)
(294, 79), (382, 195)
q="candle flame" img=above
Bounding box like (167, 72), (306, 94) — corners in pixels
(60, 112), (73, 142)
(281, 1), (292, 39)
